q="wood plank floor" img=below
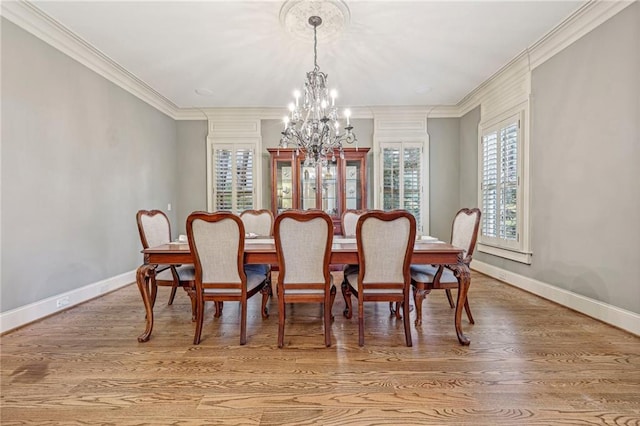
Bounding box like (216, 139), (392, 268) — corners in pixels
(1, 271), (639, 425)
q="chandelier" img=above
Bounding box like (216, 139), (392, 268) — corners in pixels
(280, 15), (356, 166)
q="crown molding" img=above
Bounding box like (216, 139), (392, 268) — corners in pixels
(527, 0), (635, 70)
(172, 108), (209, 121)
(1, 0), (179, 118)
(2, 0), (632, 122)
(426, 105), (461, 118)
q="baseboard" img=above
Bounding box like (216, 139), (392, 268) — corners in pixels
(472, 260), (640, 336)
(0, 270), (136, 334)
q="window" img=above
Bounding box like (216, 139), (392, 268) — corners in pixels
(478, 108), (531, 263)
(380, 142), (424, 232)
(212, 144), (255, 213)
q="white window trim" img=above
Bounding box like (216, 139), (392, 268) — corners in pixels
(377, 138), (429, 235)
(477, 101), (532, 264)
(206, 137), (262, 212)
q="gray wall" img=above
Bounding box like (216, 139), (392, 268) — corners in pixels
(427, 118), (460, 240)
(471, 3), (640, 314)
(175, 120), (208, 234)
(459, 107), (481, 208)
(1, 19), (179, 312)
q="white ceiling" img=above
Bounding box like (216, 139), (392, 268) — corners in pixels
(31, 0), (584, 109)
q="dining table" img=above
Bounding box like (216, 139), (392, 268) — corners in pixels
(136, 236), (472, 345)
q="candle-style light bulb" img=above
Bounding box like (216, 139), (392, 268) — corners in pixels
(344, 109), (351, 126)
(293, 90), (301, 107)
(283, 116), (290, 130)
(330, 89), (337, 106)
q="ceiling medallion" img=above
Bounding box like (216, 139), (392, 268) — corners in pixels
(279, 0), (351, 43)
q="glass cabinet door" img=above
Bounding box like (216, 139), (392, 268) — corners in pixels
(269, 147), (369, 232)
(345, 159), (362, 210)
(275, 159), (294, 214)
(321, 163), (338, 216)
(300, 164), (317, 210)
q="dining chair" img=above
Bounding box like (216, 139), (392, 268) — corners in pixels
(136, 209), (196, 316)
(341, 209), (366, 237)
(274, 210), (336, 348)
(240, 209), (274, 237)
(186, 211), (270, 345)
(236, 209), (275, 318)
(339, 209), (365, 310)
(342, 210), (416, 347)
(410, 208), (481, 326)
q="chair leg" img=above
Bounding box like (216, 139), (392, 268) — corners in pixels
(464, 298), (475, 324)
(193, 299), (204, 345)
(278, 290), (286, 348)
(214, 301), (223, 318)
(445, 289), (455, 308)
(403, 297), (413, 347)
(167, 283), (178, 305)
(324, 291), (333, 347)
(389, 302), (404, 319)
(329, 285), (337, 321)
(358, 299), (365, 347)
(240, 299), (247, 345)
(341, 278), (354, 319)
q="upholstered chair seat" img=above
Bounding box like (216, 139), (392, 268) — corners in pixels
(409, 264), (457, 284)
(155, 264), (196, 282)
(201, 267), (268, 295)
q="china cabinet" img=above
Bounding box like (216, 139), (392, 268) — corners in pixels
(268, 148), (369, 233)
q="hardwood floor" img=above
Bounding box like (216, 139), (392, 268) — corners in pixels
(1, 271), (639, 425)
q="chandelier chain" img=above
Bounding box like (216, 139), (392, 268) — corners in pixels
(313, 23), (319, 72)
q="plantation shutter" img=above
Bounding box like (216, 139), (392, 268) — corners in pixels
(500, 123), (518, 241)
(381, 142), (423, 230)
(213, 145), (255, 213)
(480, 115), (519, 248)
(481, 131), (498, 238)
(235, 148), (254, 212)
(403, 147), (421, 226)
(382, 146), (401, 210)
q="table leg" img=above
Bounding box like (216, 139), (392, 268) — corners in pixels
(450, 262), (471, 345)
(136, 264), (157, 342)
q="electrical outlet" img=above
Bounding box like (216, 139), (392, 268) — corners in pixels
(167, 203), (172, 211)
(56, 296), (70, 308)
